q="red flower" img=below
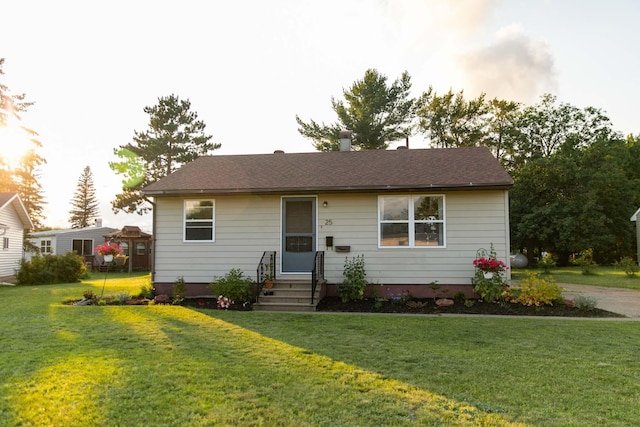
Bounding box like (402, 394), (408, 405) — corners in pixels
(94, 242), (123, 257)
(473, 257), (507, 273)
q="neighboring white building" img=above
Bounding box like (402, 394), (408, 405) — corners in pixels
(631, 207), (640, 265)
(143, 144), (514, 305)
(0, 193), (33, 281)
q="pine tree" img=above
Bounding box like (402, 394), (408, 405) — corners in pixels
(110, 94), (219, 215)
(69, 166), (100, 228)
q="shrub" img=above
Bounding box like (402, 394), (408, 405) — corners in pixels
(16, 252), (86, 285)
(537, 253), (556, 274)
(337, 255), (367, 303)
(172, 276), (185, 305)
(572, 294), (598, 310)
(512, 272), (563, 307)
(453, 291), (466, 304)
(115, 292), (131, 304)
(573, 249), (597, 275)
(210, 268), (254, 303)
(138, 280), (155, 299)
(614, 256), (639, 277)
(473, 271), (507, 303)
(83, 289), (97, 302)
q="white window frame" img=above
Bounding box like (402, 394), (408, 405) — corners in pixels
(40, 239), (52, 254)
(378, 194), (446, 248)
(183, 199), (215, 242)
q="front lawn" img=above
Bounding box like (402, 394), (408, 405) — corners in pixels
(0, 274), (638, 426)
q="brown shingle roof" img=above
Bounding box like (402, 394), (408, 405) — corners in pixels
(142, 147), (513, 196)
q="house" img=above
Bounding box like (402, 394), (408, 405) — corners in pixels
(26, 222), (152, 272)
(631, 207), (640, 264)
(0, 193), (33, 282)
(142, 141), (514, 309)
(26, 220), (118, 266)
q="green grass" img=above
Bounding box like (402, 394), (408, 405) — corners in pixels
(511, 265), (640, 289)
(1, 272), (639, 426)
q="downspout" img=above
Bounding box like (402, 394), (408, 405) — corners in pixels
(150, 198), (156, 283)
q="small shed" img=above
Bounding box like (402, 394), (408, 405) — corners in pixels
(0, 193), (33, 281)
(103, 226), (152, 272)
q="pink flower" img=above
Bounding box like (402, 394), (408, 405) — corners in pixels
(473, 257), (507, 273)
(94, 242), (122, 256)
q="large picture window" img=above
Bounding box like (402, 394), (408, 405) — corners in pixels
(379, 195), (445, 248)
(184, 200), (215, 241)
(73, 239), (93, 256)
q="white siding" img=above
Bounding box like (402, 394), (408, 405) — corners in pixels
(154, 195), (282, 283)
(0, 206), (26, 278)
(153, 190), (511, 286)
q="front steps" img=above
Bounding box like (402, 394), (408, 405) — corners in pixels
(253, 279), (323, 312)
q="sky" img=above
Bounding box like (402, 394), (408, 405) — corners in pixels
(1, 0), (639, 234)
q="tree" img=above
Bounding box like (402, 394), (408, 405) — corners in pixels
(296, 69), (416, 151)
(110, 94), (220, 215)
(510, 136), (638, 265)
(69, 166), (100, 228)
(0, 58), (46, 230)
(483, 98), (522, 170)
(416, 87), (487, 148)
(513, 94), (613, 170)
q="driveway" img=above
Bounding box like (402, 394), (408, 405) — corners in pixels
(561, 283), (640, 318)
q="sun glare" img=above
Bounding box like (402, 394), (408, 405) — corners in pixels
(0, 117), (35, 166)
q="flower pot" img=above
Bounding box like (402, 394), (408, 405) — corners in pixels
(483, 272), (494, 279)
(103, 254), (114, 263)
(264, 280), (274, 289)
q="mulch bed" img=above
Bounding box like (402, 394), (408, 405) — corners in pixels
(314, 297), (625, 318)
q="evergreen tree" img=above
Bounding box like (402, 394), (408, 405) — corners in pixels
(110, 94), (219, 215)
(296, 69), (416, 151)
(69, 166), (100, 228)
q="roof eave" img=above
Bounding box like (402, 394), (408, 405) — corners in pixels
(143, 182), (514, 197)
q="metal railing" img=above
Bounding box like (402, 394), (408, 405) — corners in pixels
(311, 251), (324, 304)
(256, 251), (276, 303)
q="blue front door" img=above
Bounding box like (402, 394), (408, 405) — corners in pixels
(282, 197), (316, 273)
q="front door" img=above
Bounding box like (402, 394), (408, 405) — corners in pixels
(282, 197), (316, 273)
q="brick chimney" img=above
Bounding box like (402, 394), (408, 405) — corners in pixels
(339, 130), (352, 152)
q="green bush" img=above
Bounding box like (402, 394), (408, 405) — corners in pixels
(473, 271), (507, 303)
(337, 255), (367, 303)
(511, 272), (563, 307)
(614, 256), (639, 277)
(574, 249), (597, 275)
(16, 252), (87, 285)
(172, 276), (185, 305)
(537, 253), (556, 273)
(210, 268), (254, 303)
(138, 279), (155, 299)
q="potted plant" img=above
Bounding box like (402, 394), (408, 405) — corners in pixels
(473, 256), (507, 279)
(94, 242), (122, 263)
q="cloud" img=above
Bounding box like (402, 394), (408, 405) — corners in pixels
(384, 0), (497, 46)
(457, 23), (557, 104)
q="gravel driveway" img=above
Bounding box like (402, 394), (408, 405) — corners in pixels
(561, 283), (640, 318)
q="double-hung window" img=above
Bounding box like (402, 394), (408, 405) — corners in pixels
(379, 195), (445, 248)
(184, 200), (215, 241)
